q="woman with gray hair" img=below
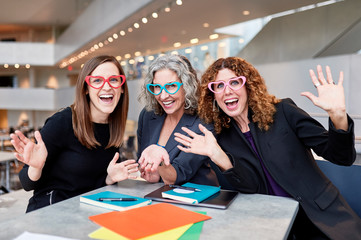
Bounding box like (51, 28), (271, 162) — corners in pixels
(137, 54), (218, 186)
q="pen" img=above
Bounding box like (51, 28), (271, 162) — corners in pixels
(97, 198), (138, 201)
(169, 184), (201, 192)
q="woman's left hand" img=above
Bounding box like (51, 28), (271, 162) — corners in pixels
(301, 65), (348, 130)
(106, 153), (139, 184)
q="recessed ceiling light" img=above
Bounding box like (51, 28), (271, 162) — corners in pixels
(190, 38), (199, 44)
(203, 23), (209, 28)
(209, 34), (219, 40)
(142, 17), (148, 24)
(173, 42), (181, 48)
(152, 12), (158, 18)
(243, 10), (250, 15)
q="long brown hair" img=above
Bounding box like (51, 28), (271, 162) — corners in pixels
(199, 57), (280, 134)
(71, 55), (129, 149)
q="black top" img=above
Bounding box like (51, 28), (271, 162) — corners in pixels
(19, 107), (118, 212)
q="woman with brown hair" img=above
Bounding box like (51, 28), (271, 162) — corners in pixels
(10, 55), (138, 212)
(175, 57), (360, 239)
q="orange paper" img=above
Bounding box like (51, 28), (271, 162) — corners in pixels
(89, 203), (211, 240)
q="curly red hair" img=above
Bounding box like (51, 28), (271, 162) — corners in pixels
(198, 57), (280, 134)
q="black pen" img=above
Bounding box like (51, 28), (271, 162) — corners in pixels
(169, 184), (201, 192)
(97, 198), (138, 201)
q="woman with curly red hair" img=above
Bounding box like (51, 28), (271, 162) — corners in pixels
(175, 57), (360, 239)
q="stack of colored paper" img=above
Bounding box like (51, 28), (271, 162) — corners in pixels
(88, 203), (210, 240)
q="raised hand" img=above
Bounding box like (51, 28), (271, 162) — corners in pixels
(10, 130), (47, 170)
(301, 65), (347, 130)
(138, 144), (170, 173)
(106, 153), (139, 184)
(175, 124), (233, 171)
(174, 124), (217, 157)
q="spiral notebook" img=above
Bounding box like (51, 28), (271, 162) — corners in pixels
(144, 185), (238, 209)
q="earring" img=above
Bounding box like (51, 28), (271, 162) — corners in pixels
(212, 99), (219, 112)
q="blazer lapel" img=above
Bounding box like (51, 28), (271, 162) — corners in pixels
(165, 113), (196, 152)
(148, 112), (166, 145)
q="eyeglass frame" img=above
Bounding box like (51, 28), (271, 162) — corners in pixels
(85, 75), (126, 89)
(146, 82), (183, 96)
(208, 76), (246, 94)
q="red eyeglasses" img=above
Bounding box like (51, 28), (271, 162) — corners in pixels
(85, 75), (126, 89)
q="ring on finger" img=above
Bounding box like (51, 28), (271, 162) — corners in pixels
(314, 82), (321, 88)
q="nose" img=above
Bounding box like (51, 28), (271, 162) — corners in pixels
(224, 84), (232, 94)
(102, 81), (112, 90)
(159, 89), (169, 99)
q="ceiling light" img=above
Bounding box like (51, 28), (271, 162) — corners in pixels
(243, 10), (250, 15)
(108, 37), (113, 42)
(138, 57), (144, 62)
(209, 34), (219, 40)
(14, 64), (20, 68)
(176, 0), (182, 5)
(135, 51), (141, 57)
(121, 61), (126, 66)
(128, 27), (133, 32)
(201, 45), (208, 51)
(165, 6), (170, 12)
(113, 33), (118, 39)
(99, 42), (104, 47)
(190, 38), (199, 44)
(173, 42), (181, 48)
(120, 30), (126, 36)
(129, 59), (135, 64)
(148, 55), (155, 61)
(104, 40), (109, 45)
(125, 53), (131, 59)
(185, 48), (192, 53)
(134, 23), (140, 28)
(238, 38), (245, 44)
(142, 17), (148, 24)
(4, 64), (8, 68)
(171, 51), (178, 55)
(152, 12), (158, 18)
(203, 23), (209, 28)
(94, 44), (99, 49)
(91, 47), (95, 52)
(25, 64), (30, 69)
(116, 56), (122, 61)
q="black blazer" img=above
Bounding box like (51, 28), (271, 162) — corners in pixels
(137, 108), (218, 186)
(218, 98), (361, 239)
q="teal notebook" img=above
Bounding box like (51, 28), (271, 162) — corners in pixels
(161, 183), (221, 204)
(80, 191), (151, 211)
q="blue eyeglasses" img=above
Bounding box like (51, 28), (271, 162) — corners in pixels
(146, 82), (183, 95)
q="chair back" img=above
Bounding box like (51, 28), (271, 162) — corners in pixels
(316, 160), (361, 217)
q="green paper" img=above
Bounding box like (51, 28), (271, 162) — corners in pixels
(178, 211), (206, 240)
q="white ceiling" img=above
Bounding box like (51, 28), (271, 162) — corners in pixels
(0, 0), (324, 68)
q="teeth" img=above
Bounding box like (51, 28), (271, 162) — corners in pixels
(225, 99), (237, 104)
(100, 94), (113, 98)
(163, 101), (173, 105)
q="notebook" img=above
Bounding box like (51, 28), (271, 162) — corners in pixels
(80, 191), (151, 211)
(145, 185), (238, 209)
(162, 183), (221, 204)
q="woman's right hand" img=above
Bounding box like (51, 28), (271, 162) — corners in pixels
(10, 130), (47, 180)
(174, 124), (233, 171)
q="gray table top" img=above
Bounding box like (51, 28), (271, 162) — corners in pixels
(0, 179), (299, 240)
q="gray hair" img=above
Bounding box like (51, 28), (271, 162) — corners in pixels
(138, 54), (199, 115)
